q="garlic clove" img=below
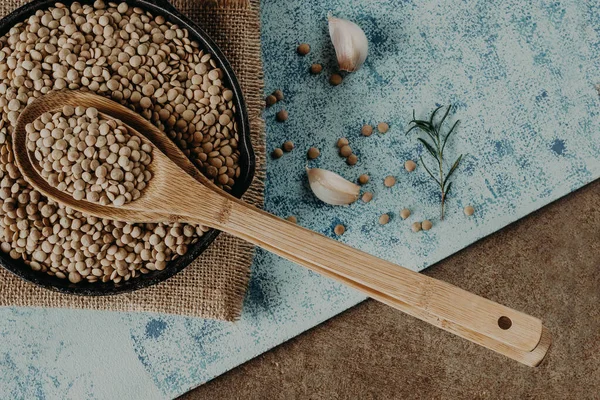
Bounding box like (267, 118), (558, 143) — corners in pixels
(328, 16), (368, 72)
(307, 167), (360, 205)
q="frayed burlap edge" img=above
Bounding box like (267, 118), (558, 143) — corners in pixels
(0, 0), (265, 321)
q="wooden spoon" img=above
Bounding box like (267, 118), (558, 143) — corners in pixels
(12, 91), (551, 366)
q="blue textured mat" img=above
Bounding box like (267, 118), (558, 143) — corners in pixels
(1, 0), (599, 398)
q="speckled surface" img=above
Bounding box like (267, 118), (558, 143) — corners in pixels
(1, 0), (600, 398)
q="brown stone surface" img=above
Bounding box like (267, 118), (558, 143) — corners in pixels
(183, 181), (600, 399)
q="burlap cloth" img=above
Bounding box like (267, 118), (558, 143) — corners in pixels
(0, 0), (265, 320)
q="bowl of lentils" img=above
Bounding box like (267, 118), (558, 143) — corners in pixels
(0, 0), (255, 294)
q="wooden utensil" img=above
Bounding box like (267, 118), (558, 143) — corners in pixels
(12, 91), (551, 366)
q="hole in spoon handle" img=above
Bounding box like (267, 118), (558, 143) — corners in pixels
(498, 316), (512, 330)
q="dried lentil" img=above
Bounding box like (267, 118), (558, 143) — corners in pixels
(464, 205), (475, 216)
(358, 174), (369, 185)
(377, 122), (389, 133)
(400, 208), (411, 219)
(361, 125), (373, 137)
(405, 160), (417, 172)
(408, 222), (422, 233)
(276, 110), (288, 122)
(307, 147), (320, 159)
(334, 224), (345, 236)
(379, 214), (390, 225)
(329, 73), (343, 86)
(272, 148), (284, 159)
(297, 43), (310, 55)
(282, 141), (294, 152)
(422, 220), (432, 231)
(384, 176), (396, 187)
(310, 64), (322, 74)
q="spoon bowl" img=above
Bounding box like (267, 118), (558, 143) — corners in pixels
(12, 91), (551, 366)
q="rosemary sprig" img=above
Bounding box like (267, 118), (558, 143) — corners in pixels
(406, 105), (463, 220)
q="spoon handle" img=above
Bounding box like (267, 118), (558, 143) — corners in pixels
(196, 199), (548, 363)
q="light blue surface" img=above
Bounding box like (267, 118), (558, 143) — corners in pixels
(2, 0), (600, 398)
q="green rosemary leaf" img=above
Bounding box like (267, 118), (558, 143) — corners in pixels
(437, 105), (452, 135)
(405, 124), (421, 135)
(429, 105), (444, 127)
(441, 120), (460, 155)
(445, 181), (453, 197)
(419, 155), (441, 186)
(443, 154), (463, 188)
(417, 138), (437, 158)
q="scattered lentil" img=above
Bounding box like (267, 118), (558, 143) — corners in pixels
(334, 224), (345, 236)
(265, 95), (277, 107)
(379, 214), (390, 225)
(339, 145), (352, 157)
(273, 90), (284, 102)
(329, 73), (343, 86)
(361, 125), (373, 137)
(310, 64), (323, 74)
(282, 141), (295, 152)
(400, 208), (411, 219)
(286, 216), (297, 223)
(405, 160), (417, 172)
(276, 110), (288, 122)
(384, 176), (396, 187)
(272, 148), (284, 159)
(337, 138), (349, 148)
(377, 122), (389, 133)
(346, 154), (358, 165)
(464, 205), (475, 216)
(358, 174), (369, 185)
(412, 222), (422, 232)
(307, 147), (320, 159)
(297, 43), (310, 55)
(362, 192), (373, 202)
(422, 220), (433, 231)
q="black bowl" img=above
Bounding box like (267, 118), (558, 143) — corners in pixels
(0, 0), (255, 295)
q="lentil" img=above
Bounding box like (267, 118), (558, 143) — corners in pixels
(384, 176), (396, 187)
(361, 124), (373, 137)
(400, 208), (411, 219)
(310, 64), (323, 74)
(273, 90), (284, 102)
(307, 147), (320, 159)
(377, 122), (389, 133)
(276, 110), (288, 122)
(334, 224), (345, 236)
(297, 43), (310, 55)
(272, 148), (284, 159)
(358, 174), (369, 185)
(405, 160), (417, 172)
(464, 205), (475, 216)
(379, 214), (390, 225)
(339, 145), (352, 158)
(337, 138), (349, 148)
(362, 192), (373, 202)
(265, 95), (277, 107)
(422, 220), (433, 231)
(282, 141), (294, 152)
(329, 73), (343, 86)
(286, 216), (297, 223)
(412, 222), (422, 232)
(346, 154), (358, 165)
